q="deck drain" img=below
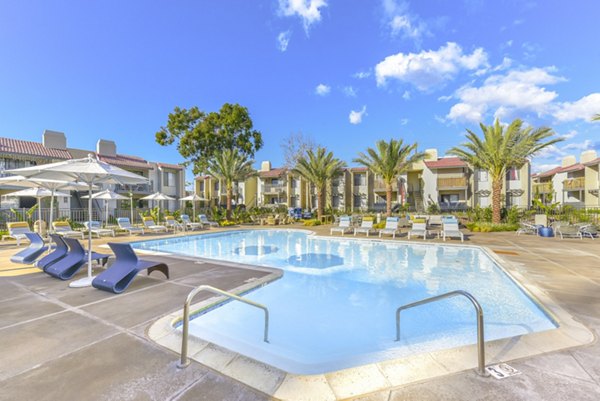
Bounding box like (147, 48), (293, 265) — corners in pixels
(492, 250), (519, 256)
(486, 363), (522, 379)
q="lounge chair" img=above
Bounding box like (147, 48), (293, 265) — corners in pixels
(580, 224), (598, 239)
(45, 237), (110, 280)
(142, 217), (168, 233)
(117, 218), (145, 235)
(516, 222), (538, 236)
(408, 222), (428, 240)
(428, 215), (443, 226)
(199, 214), (219, 227)
(552, 222), (582, 240)
(36, 234), (68, 271)
(52, 221), (84, 239)
(330, 216), (352, 236)
(354, 217), (375, 237)
(165, 216), (184, 232)
(379, 217), (400, 238)
(266, 215), (279, 225)
(92, 242), (169, 294)
(84, 221), (115, 238)
(440, 222), (464, 242)
(10, 232), (48, 264)
(180, 214), (202, 230)
(2, 222), (33, 246)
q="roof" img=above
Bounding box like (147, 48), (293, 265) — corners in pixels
(157, 162), (184, 170)
(0, 137), (72, 160)
(537, 166), (564, 178)
(424, 157), (467, 169)
(561, 163), (585, 173)
(259, 168), (286, 178)
(537, 163), (585, 178)
(348, 167), (368, 172)
(97, 154), (151, 169)
(584, 157), (600, 166)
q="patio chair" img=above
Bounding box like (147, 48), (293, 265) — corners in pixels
(117, 218), (144, 235)
(142, 217), (168, 233)
(84, 221), (115, 238)
(198, 214), (219, 228)
(10, 232), (48, 264)
(379, 217), (400, 238)
(2, 222), (33, 246)
(428, 215), (443, 226)
(552, 222), (582, 240)
(516, 222), (539, 236)
(36, 234), (69, 271)
(440, 222), (464, 242)
(397, 217), (411, 228)
(354, 217), (375, 237)
(408, 222), (428, 240)
(330, 216), (352, 236)
(580, 224), (598, 239)
(92, 242), (169, 294)
(45, 237), (110, 280)
(52, 221), (84, 239)
(266, 215), (279, 225)
(180, 214), (202, 230)
(164, 216), (184, 232)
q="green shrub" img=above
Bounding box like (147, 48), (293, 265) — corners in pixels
(466, 222), (519, 232)
(303, 219), (322, 226)
(219, 220), (237, 227)
(373, 222), (386, 229)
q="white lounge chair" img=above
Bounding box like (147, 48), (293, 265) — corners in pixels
(408, 222), (428, 240)
(2, 222), (33, 246)
(181, 214), (202, 231)
(198, 214), (219, 228)
(117, 218), (144, 235)
(441, 222), (464, 242)
(379, 217), (400, 238)
(84, 221), (115, 238)
(552, 222), (582, 240)
(52, 221), (84, 239)
(330, 216), (352, 235)
(165, 216), (184, 232)
(354, 218), (375, 237)
(516, 222), (538, 236)
(142, 217), (168, 233)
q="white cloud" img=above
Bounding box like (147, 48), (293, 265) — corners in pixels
(402, 90), (411, 100)
(375, 42), (488, 91)
(554, 93), (600, 122)
(353, 70), (371, 79)
(531, 163), (559, 173)
(277, 31), (292, 52)
(349, 106), (367, 124)
(382, 0), (428, 43)
(343, 86), (357, 97)
(563, 139), (594, 151)
(563, 130), (578, 140)
(315, 83), (331, 96)
(400, 118), (409, 125)
(279, 0), (327, 33)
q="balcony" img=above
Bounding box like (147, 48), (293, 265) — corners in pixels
(437, 177), (468, 189)
(533, 182), (552, 194)
(373, 179), (398, 192)
(563, 177), (585, 191)
(262, 184), (287, 195)
(114, 183), (152, 194)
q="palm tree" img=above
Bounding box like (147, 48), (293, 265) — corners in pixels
(207, 149), (255, 220)
(353, 139), (426, 216)
(293, 147), (346, 220)
(449, 119), (563, 224)
(592, 114), (600, 121)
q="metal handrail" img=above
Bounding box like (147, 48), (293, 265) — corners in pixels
(395, 290), (489, 377)
(177, 285), (270, 369)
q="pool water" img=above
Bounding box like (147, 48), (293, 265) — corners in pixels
(133, 230), (557, 374)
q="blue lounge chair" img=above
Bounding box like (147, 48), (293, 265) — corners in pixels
(10, 232), (48, 264)
(45, 238), (111, 280)
(92, 243), (169, 294)
(35, 234), (68, 271)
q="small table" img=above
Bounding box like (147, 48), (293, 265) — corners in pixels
(538, 227), (554, 237)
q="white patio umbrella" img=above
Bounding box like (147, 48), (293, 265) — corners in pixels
(0, 175), (93, 233)
(7, 154), (148, 288)
(82, 189), (128, 227)
(141, 192), (176, 223)
(4, 187), (70, 233)
(179, 193), (206, 222)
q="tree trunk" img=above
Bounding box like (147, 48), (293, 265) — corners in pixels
(386, 183), (393, 217)
(491, 178), (502, 224)
(226, 185), (233, 220)
(317, 187), (324, 220)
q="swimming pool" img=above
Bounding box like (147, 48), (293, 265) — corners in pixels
(133, 230), (557, 374)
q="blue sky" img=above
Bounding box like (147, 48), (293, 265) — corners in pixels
(1, 0), (599, 180)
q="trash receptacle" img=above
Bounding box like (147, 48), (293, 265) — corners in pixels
(538, 227), (554, 237)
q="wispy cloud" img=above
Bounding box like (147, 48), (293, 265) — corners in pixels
(277, 31), (292, 52)
(402, 90), (411, 100)
(343, 86), (357, 97)
(382, 0), (429, 44)
(353, 70), (371, 79)
(349, 106), (367, 124)
(278, 0), (328, 34)
(315, 83), (331, 96)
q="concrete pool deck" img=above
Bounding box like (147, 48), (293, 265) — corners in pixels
(1, 225), (599, 400)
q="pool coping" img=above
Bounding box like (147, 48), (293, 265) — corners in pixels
(145, 230), (596, 401)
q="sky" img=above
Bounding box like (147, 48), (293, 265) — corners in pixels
(1, 0), (599, 182)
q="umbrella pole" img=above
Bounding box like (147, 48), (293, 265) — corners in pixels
(130, 194), (133, 224)
(70, 182), (95, 288)
(49, 190), (55, 235)
(105, 199), (108, 228)
(36, 196), (41, 235)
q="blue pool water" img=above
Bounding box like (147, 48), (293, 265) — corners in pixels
(133, 230), (557, 374)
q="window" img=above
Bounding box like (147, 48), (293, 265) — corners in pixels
(353, 195), (362, 207)
(290, 179), (297, 189)
(332, 196), (340, 207)
(353, 173), (365, 186)
(199, 181), (204, 191)
(477, 170), (488, 182)
(214, 181), (219, 191)
(506, 168), (520, 181)
(163, 171), (176, 186)
(271, 178), (280, 186)
(440, 194), (459, 205)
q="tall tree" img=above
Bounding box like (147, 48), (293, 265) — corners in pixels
(155, 103), (263, 174)
(449, 119), (562, 224)
(207, 149), (255, 219)
(592, 113), (600, 121)
(280, 131), (316, 169)
(293, 147), (346, 220)
(354, 139), (426, 216)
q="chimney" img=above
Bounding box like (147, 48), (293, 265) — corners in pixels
(581, 150), (597, 164)
(561, 155), (576, 167)
(96, 139), (117, 157)
(42, 130), (67, 150)
(424, 148), (438, 160)
(260, 161), (271, 172)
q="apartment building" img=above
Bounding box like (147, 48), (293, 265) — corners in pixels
(0, 130), (186, 215)
(194, 174), (258, 208)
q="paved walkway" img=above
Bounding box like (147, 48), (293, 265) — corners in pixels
(0, 227), (599, 400)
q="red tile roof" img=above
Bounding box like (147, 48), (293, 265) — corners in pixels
(0, 137), (72, 159)
(584, 157), (600, 166)
(537, 163), (585, 177)
(424, 157), (467, 169)
(561, 163), (584, 173)
(157, 162), (184, 170)
(349, 167), (368, 172)
(259, 168), (286, 178)
(537, 166), (563, 178)
(97, 154), (151, 169)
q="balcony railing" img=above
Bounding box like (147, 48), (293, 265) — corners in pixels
(114, 183), (152, 194)
(437, 177), (468, 189)
(563, 177), (585, 191)
(262, 184), (286, 195)
(533, 182), (552, 194)
(373, 179), (398, 192)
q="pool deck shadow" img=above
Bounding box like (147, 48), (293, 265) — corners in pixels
(0, 226), (599, 400)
